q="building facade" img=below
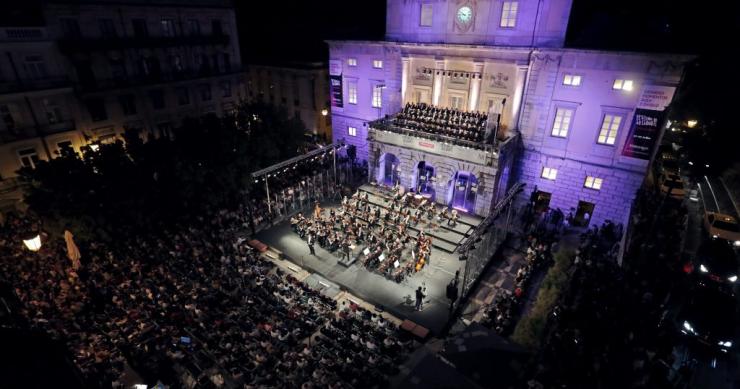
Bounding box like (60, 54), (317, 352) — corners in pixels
(328, 0), (691, 226)
(244, 62), (332, 141)
(0, 0), (243, 208)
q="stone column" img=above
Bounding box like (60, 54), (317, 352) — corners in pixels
(510, 65), (529, 130)
(401, 56), (410, 105)
(432, 59), (445, 106)
(468, 61), (484, 112)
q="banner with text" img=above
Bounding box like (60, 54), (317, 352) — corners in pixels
(621, 108), (664, 160)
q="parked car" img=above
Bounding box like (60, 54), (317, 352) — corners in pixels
(677, 286), (736, 353)
(659, 173), (686, 199)
(692, 239), (738, 292)
(704, 212), (740, 246)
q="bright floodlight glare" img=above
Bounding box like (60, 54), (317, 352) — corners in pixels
(23, 234), (41, 251)
(728, 275), (737, 283)
(699, 264), (708, 273)
(687, 119), (698, 128)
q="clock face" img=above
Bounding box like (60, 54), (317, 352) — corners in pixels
(457, 6), (473, 24)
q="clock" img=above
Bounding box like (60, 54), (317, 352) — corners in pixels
(457, 6), (473, 24)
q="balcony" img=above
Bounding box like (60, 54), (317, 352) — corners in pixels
(58, 33), (230, 53)
(0, 119), (76, 144)
(0, 27), (47, 42)
(76, 67), (242, 93)
(0, 77), (73, 95)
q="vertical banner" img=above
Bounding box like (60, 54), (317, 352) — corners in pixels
(329, 60), (343, 109)
(621, 108), (664, 159)
(621, 85), (676, 160)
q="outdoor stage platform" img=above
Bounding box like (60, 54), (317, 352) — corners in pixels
(255, 184), (484, 334)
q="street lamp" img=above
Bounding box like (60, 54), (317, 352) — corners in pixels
(321, 109), (328, 116)
(687, 120), (698, 128)
(23, 233), (42, 252)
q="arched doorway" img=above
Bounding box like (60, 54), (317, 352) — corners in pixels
(377, 153), (400, 186)
(448, 171), (478, 213)
(414, 161), (435, 200)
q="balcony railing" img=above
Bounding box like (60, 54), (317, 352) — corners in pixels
(76, 67), (242, 93)
(0, 119), (76, 144)
(58, 33), (230, 53)
(0, 27), (47, 42)
(0, 77), (73, 95)
(368, 116), (500, 152)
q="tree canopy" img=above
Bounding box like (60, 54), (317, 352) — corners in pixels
(19, 101), (307, 241)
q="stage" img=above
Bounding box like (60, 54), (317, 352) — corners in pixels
(255, 184), (484, 334)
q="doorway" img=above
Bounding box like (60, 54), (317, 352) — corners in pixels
(574, 201), (595, 227)
(449, 171), (477, 213)
(533, 191), (551, 213)
(414, 161), (435, 199)
(379, 153), (400, 186)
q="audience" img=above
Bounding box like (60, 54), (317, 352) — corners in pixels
(0, 207), (412, 388)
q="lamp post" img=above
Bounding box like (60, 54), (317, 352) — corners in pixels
(23, 233), (42, 252)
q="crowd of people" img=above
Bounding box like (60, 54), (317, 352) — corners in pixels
(527, 187), (686, 388)
(291, 185), (459, 283)
(391, 103), (490, 144)
(0, 207), (413, 388)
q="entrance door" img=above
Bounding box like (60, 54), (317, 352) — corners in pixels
(574, 201), (595, 227)
(381, 153), (400, 186)
(415, 161), (435, 198)
(450, 171), (477, 213)
(413, 88), (431, 104)
(533, 191), (551, 213)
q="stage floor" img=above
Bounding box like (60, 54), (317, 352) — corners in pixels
(255, 194), (484, 334)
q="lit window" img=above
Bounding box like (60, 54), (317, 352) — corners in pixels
(373, 60), (383, 69)
(541, 167), (557, 180)
(551, 108), (573, 137)
(597, 114), (622, 145)
(584, 176), (603, 190)
(420, 4), (433, 26)
(613, 79), (634, 91)
(563, 74), (581, 86)
(372, 85), (382, 108)
(348, 80), (357, 104)
(500, 1), (518, 28)
(348, 126), (357, 137)
(347, 58), (357, 67)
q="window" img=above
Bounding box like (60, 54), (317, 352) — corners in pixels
(500, 1), (518, 28)
(372, 85), (382, 108)
(99, 18), (116, 37)
(200, 84), (212, 101)
(161, 18), (175, 37)
(541, 167), (557, 180)
(132, 19), (148, 38)
(57, 141), (73, 153)
(584, 176), (603, 190)
(221, 81), (232, 98)
(85, 98), (107, 122)
(211, 19), (223, 35)
(23, 55), (48, 80)
(372, 60), (383, 69)
(222, 53), (231, 72)
(149, 90), (165, 110)
(449, 95), (464, 110)
(347, 58), (357, 67)
(176, 87), (190, 106)
(597, 114), (622, 145)
(348, 126), (357, 137)
(171, 55), (183, 73)
(563, 74), (581, 86)
(119, 95), (137, 116)
(348, 79), (358, 104)
(43, 99), (63, 123)
(110, 58), (127, 81)
(18, 148), (40, 169)
(420, 4), (433, 26)
(187, 19), (200, 36)
(60, 18), (81, 38)
(551, 108), (574, 137)
(612, 79), (634, 91)
(0, 104), (17, 130)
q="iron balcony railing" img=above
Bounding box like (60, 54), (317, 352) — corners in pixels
(58, 33), (230, 53)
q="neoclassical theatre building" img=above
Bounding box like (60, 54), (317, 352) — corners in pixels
(328, 0), (691, 226)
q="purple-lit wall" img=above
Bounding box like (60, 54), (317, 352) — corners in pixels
(328, 0), (692, 225)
